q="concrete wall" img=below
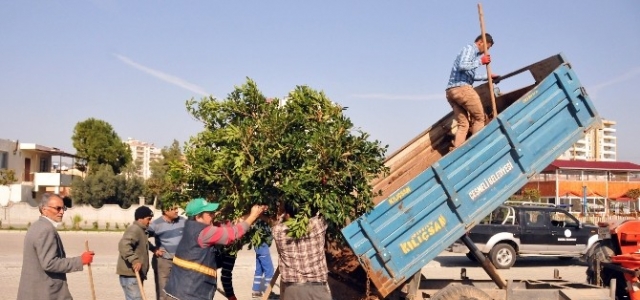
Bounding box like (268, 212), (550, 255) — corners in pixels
(0, 202), (165, 229)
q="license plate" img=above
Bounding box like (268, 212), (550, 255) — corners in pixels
(598, 227), (611, 240)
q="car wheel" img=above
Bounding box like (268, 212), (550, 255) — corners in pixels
(489, 243), (516, 269)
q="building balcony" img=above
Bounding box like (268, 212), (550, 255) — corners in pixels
(33, 172), (73, 189)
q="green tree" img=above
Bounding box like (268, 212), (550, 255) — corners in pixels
(146, 140), (183, 208)
(626, 188), (640, 200)
(72, 118), (132, 174)
(522, 188), (542, 202)
(71, 164), (117, 207)
(0, 169), (17, 185)
(116, 174), (146, 208)
(167, 79), (388, 244)
(70, 164), (145, 208)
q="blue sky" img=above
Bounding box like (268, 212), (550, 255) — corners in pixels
(2, 1), (639, 162)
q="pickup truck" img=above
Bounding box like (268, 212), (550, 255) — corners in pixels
(449, 203), (599, 269)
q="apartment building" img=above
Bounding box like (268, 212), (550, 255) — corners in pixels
(0, 138), (77, 206)
(124, 138), (162, 179)
(558, 119), (617, 161)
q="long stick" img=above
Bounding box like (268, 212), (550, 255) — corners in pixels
(262, 266), (280, 300)
(84, 240), (97, 300)
(135, 270), (148, 300)
(477, 3), (498, 120)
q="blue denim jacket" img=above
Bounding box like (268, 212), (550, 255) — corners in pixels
(164, 220), (217, 300)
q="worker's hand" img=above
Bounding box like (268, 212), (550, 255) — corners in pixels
(491, 74), (501, 84)
(154, 249), (166, 257)
(81, 251), (94, 265)
(132, 262), (142, 272)
(250, 205), (267, 217)
(481, 54), (491, 65)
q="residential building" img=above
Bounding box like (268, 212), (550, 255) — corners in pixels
(124, 138), (162, 179)
(558, 119), (617, 161)
(0, 138), (77, 206)
(521, 160), (640, 214)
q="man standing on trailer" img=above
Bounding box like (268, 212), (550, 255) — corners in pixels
(445, 33), (498, 149)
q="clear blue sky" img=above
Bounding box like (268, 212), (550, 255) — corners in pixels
(2, 1), (639, 162)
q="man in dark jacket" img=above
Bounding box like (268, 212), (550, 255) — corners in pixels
(17, 193), (94, 300)
(164, 198), (266, 300)
(117, 206), (154, 300)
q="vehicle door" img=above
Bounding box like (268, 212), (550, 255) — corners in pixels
(518, 209), (550, 253)
(548, 209), (587, 253)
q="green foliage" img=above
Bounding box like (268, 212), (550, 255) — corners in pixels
(92, 221), (99, 230)
(168, 79), (387, 242)
(627, 188), (640, 200)
(105, 222), (110, 230)
(147, 140), (185, 208)
(115, 223), (120, 230)
(72, 215), (83, 230)
(0, 169), (17, 185)
(522, 188), (541, 201)
(70, 164), (146, 208)
(72, 118), (132, 174)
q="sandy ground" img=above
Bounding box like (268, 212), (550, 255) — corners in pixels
(0, 230), (593, 300)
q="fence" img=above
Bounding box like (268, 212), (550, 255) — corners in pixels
(0, 202), (163, 229)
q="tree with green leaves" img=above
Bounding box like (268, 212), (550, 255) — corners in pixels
(146, 140), (184, 208)
(71, 164), (146, 208)
(72, 118), (132, 174)
(522, 188), (542, 202)
(166, 79), (388, 247)
(626, 188), (640, 200)
(0, 169), (17, 186)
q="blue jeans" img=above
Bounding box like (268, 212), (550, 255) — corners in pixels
(252, 243), (275, 292)
(119, 275), (144, 300)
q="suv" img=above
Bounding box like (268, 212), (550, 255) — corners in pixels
(449, 203), (599, 269)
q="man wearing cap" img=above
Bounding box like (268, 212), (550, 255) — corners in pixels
(164, 198), (267, 300)
(117, 206), (155, 300)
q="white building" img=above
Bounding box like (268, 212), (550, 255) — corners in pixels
(124, 138), (162, 179)
(558, 119), (617, 161)
(0, 138), (77, 206)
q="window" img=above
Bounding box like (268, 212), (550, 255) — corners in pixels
(0, 151), (7, 169)
(40, 158), (48, 172)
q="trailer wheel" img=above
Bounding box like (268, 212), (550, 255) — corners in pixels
(489, 243), (516, 269)
(430, 284), (492, 300)
(586, 241), (614, 285)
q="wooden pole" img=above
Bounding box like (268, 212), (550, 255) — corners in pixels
(135, 270), (148, 300)
(477, 3), (498, 120)
(84, 240), (97, 300)
(262, 266), (280, 300)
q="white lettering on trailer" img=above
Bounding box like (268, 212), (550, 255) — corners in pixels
(468, 161), (514, 201)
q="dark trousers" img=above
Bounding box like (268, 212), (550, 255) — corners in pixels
(152, 256), (173, 300)
(217, 252), (237, 297)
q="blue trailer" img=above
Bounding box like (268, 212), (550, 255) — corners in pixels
(340, 53), (603, 298)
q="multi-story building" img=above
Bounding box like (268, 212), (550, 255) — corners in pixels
(558, 119), (617, 161)
(124, 138), (162, 179)
(0, 138), (78, 206)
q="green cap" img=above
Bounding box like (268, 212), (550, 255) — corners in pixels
(185, 198), (220, 217)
